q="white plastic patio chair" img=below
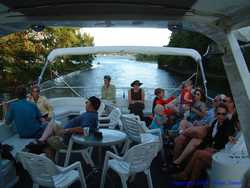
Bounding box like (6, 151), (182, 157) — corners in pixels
(100, 141), (161, 188)
(120, 115), (165, 163)
(17, 152), (87, 188)
(98, 102), (105, 116)
(98, 107), (122, 129)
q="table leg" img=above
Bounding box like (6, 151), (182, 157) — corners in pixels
(64, 138), (74, 167)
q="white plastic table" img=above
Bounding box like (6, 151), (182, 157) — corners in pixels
(209, 151), (250, 188)
(64, 129), (127, 167)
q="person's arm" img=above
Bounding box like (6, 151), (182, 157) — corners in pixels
(64, 115), (81, 129)
(191, 103), (207, 117)
(128, 89), (132, 104)
(163, 96), (176, 104)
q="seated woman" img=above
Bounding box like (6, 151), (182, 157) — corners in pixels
(128, 80), (145, 120)
(180, 88), (207, 130)
(172, 103), (235, 185)
(28, 85), (54, 121)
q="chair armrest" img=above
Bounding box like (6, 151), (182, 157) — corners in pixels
(57, 161), (82, 173)
(146, 128), (161, 135)
(99, 116), (110, 121)
(98, 123), (110, 128)
(105, 151), (123, 161)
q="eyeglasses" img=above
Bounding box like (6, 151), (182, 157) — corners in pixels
(217, 112), (226, 116)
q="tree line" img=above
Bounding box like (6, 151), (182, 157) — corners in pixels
(0, 27), (95, 92)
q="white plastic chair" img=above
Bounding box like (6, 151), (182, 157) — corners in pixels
(98, 102), (106, 116)
(120, 115), (165, 162)
(17, 152), (87, 188)
(98, 107), (122, 129)
(100, 141), (160, 188)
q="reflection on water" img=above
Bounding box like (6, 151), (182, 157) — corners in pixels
(41, 55), (227, 99)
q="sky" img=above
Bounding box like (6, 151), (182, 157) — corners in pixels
(80, 27), (172, 46)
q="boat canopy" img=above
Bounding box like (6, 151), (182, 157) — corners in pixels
(40, 46), (207, 96)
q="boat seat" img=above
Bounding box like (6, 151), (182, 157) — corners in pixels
(2, 134), (34, 157)
(0, 123), (34, 188)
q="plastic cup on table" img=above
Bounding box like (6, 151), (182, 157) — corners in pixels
(83, 127), (89, 136)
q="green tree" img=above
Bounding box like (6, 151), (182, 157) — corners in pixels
(0, 27), (95, 89)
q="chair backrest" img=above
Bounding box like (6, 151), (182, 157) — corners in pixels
(123, 141), (160, 173)
(18, 152), (59, 186)
(121, 115), (142, 143)
(108, 108), (121, 122)
(98, 102), (105, 116)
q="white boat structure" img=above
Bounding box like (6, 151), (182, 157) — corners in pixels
(0, 0), (250, 187)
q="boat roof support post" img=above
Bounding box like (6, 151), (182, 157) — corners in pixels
(223, 31), (250, 156)
(38, 59), (50, 86)
(197, 59), (208, 98)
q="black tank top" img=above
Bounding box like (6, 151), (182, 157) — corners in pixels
(131, 88), (142, 100)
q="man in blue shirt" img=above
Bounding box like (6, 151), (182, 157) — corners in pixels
(37, 96), (101, 142)
(4, 86), (46, 138)
(64, 96), (100, 133)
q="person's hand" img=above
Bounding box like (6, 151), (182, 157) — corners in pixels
(228, 136), (237, 144)
(40, 117), (47, 123)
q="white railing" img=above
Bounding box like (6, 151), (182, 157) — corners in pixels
(40, 86), (181, 100)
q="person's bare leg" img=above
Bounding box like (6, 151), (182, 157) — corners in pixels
(179, 119), (190, 131)
(173, 134), (190, 160)
(174, 138), (202, 165)
(38, 121), (55, 142)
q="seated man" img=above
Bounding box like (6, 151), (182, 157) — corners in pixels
(64, 96), (100, 133)
(4, 86), (47, 139)
(172, 103), (235, 183)
(28, 85), (54, 121)
(38, 96), (101, 143)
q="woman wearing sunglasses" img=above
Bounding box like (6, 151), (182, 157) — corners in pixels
(180, 88), (207, 131)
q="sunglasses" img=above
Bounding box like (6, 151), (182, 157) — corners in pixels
(217, 112), (226, 116)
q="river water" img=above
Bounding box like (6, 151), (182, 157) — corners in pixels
(41, 55), (225, 100)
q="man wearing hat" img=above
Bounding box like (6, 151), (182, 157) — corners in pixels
(101, 75), (116, 103)
(128, 80), (145, 119)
